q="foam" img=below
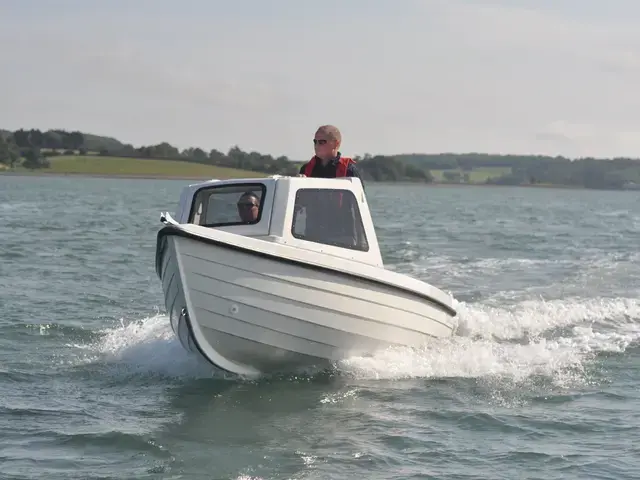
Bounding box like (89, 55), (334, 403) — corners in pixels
(74, 296), (639, 387)
(72, 314), (218, 379)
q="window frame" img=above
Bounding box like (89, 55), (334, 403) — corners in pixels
(188, 182), (267, 228)
(290, 187), (370, 252)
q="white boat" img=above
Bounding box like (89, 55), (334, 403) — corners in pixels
(155, 174), (458, 377)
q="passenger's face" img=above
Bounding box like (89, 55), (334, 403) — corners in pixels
(237, 197), (259, 222)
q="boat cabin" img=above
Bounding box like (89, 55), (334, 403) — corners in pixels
(172, 175), (384, 267)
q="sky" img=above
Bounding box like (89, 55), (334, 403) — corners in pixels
(2, 0), (640, 160)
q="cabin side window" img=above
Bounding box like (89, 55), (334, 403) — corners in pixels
(189, 183), (266, 227)
(291, 188), (369, 252)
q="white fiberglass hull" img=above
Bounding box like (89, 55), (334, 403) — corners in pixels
(156, 225), (457, 377)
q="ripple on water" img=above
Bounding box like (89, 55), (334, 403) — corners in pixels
(1, 178), (640, 479)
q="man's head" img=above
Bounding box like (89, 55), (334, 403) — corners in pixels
(313, 125), (341, 162)
(236, 191), (260, 223)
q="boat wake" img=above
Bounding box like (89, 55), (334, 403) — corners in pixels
(337, 296), (639, 387)
(76, 296), (640, 389)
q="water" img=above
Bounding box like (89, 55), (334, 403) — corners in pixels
(1, 175), (639, 479)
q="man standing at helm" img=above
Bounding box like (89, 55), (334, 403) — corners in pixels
(299, 125), (365, 189)
(296, 125), (367, 249)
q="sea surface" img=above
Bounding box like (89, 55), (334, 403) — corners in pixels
(1, 175), (639, 480)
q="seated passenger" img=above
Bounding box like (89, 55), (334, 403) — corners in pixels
(236, 191), (260, 223)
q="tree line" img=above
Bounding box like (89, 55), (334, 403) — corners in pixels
(394, 152), (640, 189)
(2, 128), (640, 189)
(0, 128), (89, 169)
(0, 128), (437, 182)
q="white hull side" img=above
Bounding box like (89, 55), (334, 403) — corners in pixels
(157, 234), (457, 376)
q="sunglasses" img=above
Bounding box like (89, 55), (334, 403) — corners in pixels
(237, 202), (257, 208)
(313, 139), (328, 145)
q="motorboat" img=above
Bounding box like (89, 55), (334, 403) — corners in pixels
(155, 174), (458, 377)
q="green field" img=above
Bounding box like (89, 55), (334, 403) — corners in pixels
(12, 155), (267, 179)
(430, 166), (511, 183)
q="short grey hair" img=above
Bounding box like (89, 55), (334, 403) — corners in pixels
(316, 125), (342, 143)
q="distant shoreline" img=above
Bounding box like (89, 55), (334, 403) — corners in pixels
(0, 169), (589, 189)
(0, 170), (220, 181)
(3, 128), (640, 191)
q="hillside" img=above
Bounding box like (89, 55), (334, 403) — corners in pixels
(2, 127), (640, 190)
(40, 155), (266, 178)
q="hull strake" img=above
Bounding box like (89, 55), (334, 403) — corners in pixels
(173, 307), (333, 376)
(156, 225), (457, 317)
(160, 233), (256, 376)
(172, 237), (262, 377)
(157, 227), (457, 376)
(176, 307), (241, 375)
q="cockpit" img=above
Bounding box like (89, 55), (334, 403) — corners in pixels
(178, 176), (382, 266)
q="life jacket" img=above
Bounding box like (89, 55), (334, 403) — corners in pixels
(303, 155), (355, 178)
(302, 156), (356, 210)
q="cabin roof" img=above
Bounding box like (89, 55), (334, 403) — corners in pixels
(180, 175), (363, 190)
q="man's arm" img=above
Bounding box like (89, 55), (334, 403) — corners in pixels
(347, 163), (365, 191)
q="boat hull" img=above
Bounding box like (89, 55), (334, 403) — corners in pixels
(156, 228), (457, 377)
